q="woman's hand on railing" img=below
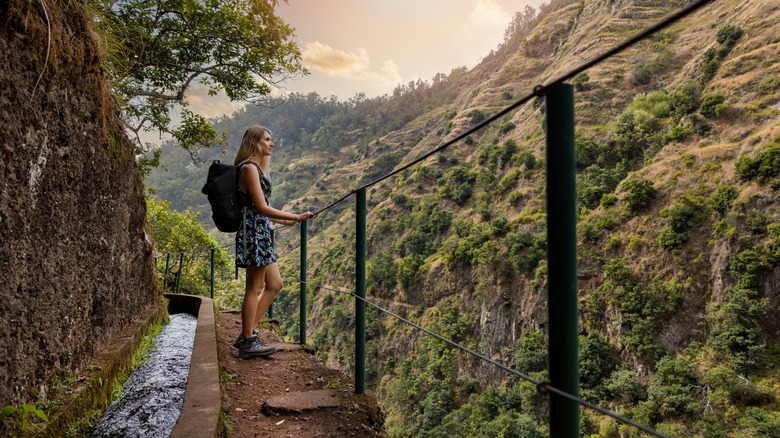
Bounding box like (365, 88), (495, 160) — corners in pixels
(295, 211), (314, 223)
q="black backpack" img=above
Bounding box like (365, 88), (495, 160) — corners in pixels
(201, 160), (247, 232)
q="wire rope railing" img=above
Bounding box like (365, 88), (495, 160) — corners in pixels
(217, 1), (718, 436)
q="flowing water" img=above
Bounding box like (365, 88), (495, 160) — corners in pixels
(91, 313), (197, 437)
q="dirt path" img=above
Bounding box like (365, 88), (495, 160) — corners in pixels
(216, 310), (386, 437)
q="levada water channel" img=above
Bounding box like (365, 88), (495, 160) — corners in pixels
(91, 313), (197, 437)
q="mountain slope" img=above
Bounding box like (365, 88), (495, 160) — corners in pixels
(148, 0), (780, 435)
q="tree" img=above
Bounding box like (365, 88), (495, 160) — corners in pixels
(90, 0), (306, 166)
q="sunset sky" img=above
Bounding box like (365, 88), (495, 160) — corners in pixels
(186, 0), (548, 118)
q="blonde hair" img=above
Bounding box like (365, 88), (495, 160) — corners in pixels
(233, 125), (271, 175)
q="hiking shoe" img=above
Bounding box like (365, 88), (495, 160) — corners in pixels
(238, 335), (277, 359)
(232, 329), (260, 349)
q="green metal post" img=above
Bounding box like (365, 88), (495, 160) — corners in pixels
(300, 221), (307, 345)
(210, 248), (215, 300)
(355, 188), (367, 394)
(545, 82), (579, 438)
(163, 253), (171, 291)
(175, 252), (184, 294)
(269, 230), (275, 318)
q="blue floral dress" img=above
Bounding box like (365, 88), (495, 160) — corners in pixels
(235, 162), (278, 267)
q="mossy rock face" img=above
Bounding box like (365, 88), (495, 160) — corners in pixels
(0, 0), (160, 408)
(42, 304), (168, 437)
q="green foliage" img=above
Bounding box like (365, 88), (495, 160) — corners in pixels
(708, 245), (772, 372)
(572, 72), (590, 91)
(621, 178), (657, 212)
(513, 331), (547, 373)
(657, 195), (707, 251)
(647, 356), (702, 418)
(574, 134), (601, 169)
(146, 197), (239, 303)
(700, 93), (727, 118)
(382, 303), (475, 435)
(578, 209), (619, 243)
(701, 25), (744, 84)
(710, 184), (738, 215)
(735, 142), (780, 183)
(605, 369), (647, 405)
(584, 259), (670, 361)
(439, 165), (476, 205)
(468, 109), (486, 125)
(89, 0), (305, 164)
(578, 163), (627, 209)
(670, 81), (702, 118)
(499, 121), (516, 134)
(429, 386), (544, 438)
(1, 404), (49, 436)
(503, 229), (546, 273)
(367, 250), (397, 294)
(628, 90), (672, 119)
(579, 333), (618, 402)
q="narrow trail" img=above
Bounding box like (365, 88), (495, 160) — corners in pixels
(216, 310), (387, 437)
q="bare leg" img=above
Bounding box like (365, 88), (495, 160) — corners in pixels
(242, 265), (267, 339)
(253, 262), (282, 328)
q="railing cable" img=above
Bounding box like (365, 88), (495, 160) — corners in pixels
(300, 280), (669, 438)
(305, 0), (714, 219)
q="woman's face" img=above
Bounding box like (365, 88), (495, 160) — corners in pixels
(256, 130), (274, 157)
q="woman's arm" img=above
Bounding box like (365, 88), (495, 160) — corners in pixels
(240, 164), (313, 222)
(270, 218), (296, 226)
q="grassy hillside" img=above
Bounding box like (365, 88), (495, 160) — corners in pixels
(147, 0), (780, 435)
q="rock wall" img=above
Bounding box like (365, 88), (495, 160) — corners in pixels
(0, 0), (160, 405)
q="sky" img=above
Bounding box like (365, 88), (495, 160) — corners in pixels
(186, 0), (548, 119)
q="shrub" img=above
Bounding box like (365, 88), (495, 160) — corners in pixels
(700, 25), (744, 85)
(439, 165), (476, 205)
(468, 109), (486, 125)
(572, 72), (590, 91)
(579, 333), (618, 393)
(606, 369), (647, 405)
(513, 331), (547, 373)
(578, 164), (627, 209)
(367, 251), (397, 294)
(710, 184), (738, 215)
(735, 142), (780, 183)
(700, 93), (727, 118)
(499, 121), (516, 134)
(621, 178), (657, 212)
(670, 81), (702, 117)
(629, 90), (672, 119)
(658, 227), (689, 250)
(575, 134), (601, 169)
(600, 193), (617, 207)
(648, 356), (702, 417)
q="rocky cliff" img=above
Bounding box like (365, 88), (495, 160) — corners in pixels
(0, 0), (160, 406)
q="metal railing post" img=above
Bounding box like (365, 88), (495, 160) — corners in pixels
(210, 248), (215, 300)
(300, 221), (307, 345)
(163, 253), (171, 291)
(545, 82), (579, 438)
(355, 188), (367, 394)
(175, 252), (184, 294)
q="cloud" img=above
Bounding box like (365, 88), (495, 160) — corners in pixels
(466, 0), (511, 30)
(302, 41), (401, 86)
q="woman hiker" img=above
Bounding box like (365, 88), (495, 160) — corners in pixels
(232, 125), (313, 359)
